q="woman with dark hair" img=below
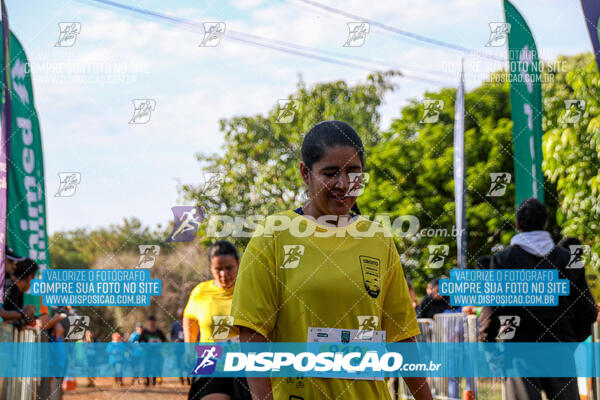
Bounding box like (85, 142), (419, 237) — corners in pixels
(232, 121), (432, 399)
(183, 240), (251, 400)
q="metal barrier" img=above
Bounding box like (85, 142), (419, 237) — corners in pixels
(465, 315), (503, 400)
(0, 323), (13, 398)
(4, 325), (40, 400)
(431, 313), (467, 400)
(0, 323), (59, 400)
(398, 318), (434, 400)
(397, 314), (505, 400)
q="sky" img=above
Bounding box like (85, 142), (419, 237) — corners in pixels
(6, 0), (593, 234)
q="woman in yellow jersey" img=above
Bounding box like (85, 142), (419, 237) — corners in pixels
(183, 240), (252, 400)
(231, 121), (433, 400)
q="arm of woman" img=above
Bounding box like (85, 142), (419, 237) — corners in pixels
(0, 307), (22, 321)
(400, 336), (433, 400)
(183, 316), (199, 343)
(239, 326), (273, 400)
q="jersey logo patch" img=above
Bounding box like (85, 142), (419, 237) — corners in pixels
(359, 255), (381, 298)
(281, 245), (305, 269)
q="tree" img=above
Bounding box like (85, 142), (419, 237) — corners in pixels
(49, 219), (207, 340)
(361, 80), (559, 288)
(543, 53), (600, 297)
(49, 217), (169, 269)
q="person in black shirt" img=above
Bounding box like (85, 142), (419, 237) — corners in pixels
(170, 308), (184, 342)
(170, 308), (186, 385)
(140, 315), (167, 386)
(1, 259), (38, 327)
(479, 198), (597, 400)
(416, 278), (453, 319)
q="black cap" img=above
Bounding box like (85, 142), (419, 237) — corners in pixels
(147, 315), (156, 321)
(6, 248), (24, 261)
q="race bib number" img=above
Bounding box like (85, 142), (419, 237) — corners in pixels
(307, 327), (385, 381)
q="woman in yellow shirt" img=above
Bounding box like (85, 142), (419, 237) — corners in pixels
(231, 120), (433, 400)
(183, 240), (251, 400)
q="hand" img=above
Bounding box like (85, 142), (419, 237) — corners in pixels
(23, 305), (36, 321)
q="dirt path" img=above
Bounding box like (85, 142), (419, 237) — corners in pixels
(63, 377), (189, 400)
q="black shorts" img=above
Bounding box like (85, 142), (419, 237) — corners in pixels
(188, 377), (252, 400)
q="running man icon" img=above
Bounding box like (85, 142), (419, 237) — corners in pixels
(281, 245), (305, 269)
(192, 345), (223, 375)
(355, 315), (379, 340)
(566, 245), (589, 269)
(487, 172), (512, 197)
(167, 206), (204, 242)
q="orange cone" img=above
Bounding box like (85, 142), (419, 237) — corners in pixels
(462, 389), (476, 400)
(62, 377), (77, 391)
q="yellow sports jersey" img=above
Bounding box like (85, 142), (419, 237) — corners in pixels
(231, 210), (420, 400)
(184, 280), (239, 342)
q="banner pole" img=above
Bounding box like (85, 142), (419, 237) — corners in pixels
(0, 0), (11, 303)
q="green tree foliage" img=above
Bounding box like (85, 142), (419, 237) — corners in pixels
(543, 54), (600, 298)
(49, 217), (168, 268)
(48, 219), (206, 340)
(362, 71), (564, 288)
(361, 83), (520, 286)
